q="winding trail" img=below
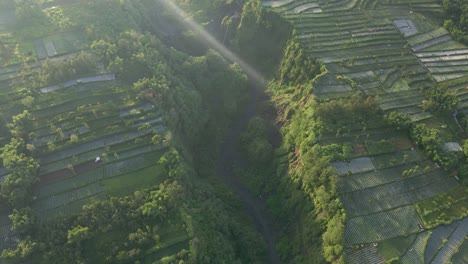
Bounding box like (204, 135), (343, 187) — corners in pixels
(215, 81), (281, 264)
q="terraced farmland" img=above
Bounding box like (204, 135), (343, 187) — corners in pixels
(28, 75), (168, 220)
(2, 63), (168, 219)
(264, 0), (467, 262)
(0, 2), (182, 260)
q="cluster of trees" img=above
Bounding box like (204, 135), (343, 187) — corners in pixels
(1, 110), (39, 208)
(410, 123), (460, 170)
(421, 85), (458, 113)
(174, 0), (244, 30)
(313, 96), (379, 137)
(0, 137), (39, 207)
(90, 31), (166, 81)
(39, 52), (97, 85)
(278, 38), (320, 87)
(240, 116), (273, 164)
(443, 0), (468, 45)
(386, 112), (461, 170)
(237, 0), (293, 75)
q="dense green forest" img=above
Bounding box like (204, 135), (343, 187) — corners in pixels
(443, 0), (468, 44)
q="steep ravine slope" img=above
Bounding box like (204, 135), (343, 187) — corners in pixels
(255, 0), (468, 263)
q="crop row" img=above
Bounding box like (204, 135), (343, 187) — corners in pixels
(37, 151), (153, 199)
(345, 205), (421, 245)
(341, 170), (456, 217)
(345, 246), (385, 264)
(337, 161), (434, 193)
(400, 231), (429, 264)
(431, 218), (468, 264)
(34, 181), (104, 211)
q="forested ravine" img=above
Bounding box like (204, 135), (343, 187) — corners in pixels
(216, 82), (281, 264)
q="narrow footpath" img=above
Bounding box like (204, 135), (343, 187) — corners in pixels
(215, 82), (281, 264)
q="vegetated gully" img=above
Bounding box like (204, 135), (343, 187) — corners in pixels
(216, 79), (281, 264)
(155, 1), (280, 259)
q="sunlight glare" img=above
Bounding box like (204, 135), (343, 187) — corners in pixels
(158, 0), (266, 85)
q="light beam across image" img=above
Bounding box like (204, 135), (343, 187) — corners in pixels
(157, 0), (266, 86)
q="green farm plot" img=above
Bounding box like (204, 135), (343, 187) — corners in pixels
(416, 49), (468, 58)
(345, 205), (421, 245)
(261, 0), (296, 8)
(283, 2), (321, 14)
(38, 74), (116, 94)
(345, 246), (385, 264)
(411, 35), (452, 51)
(318, 0), (361, 11)
(34, 181), (105, 211)
(451, 238), (468, 264)
(418, 54), (468, 63)
(431, 218), (468, 264)
(37, 193), (105, 221)
(103, 163), (167, 196)
(400, 231), (430, 264)
(31, 125), (90, 147)
(406, 28), (448, 47)
(32, 92), (125, 119)
(341, 169), (453, 217)
(424, 221), (458, 263)
(318, 126), (399, 146)
(433, 73), (468, 82)
(416, 186), (468, 228)
(427, 65), (468, 74)
(387, 79), (411, 93)
(304, 41), (407, 57)
(365, 139), (398, 155)
(371, 149), (421, 170)
(420, 40), (466, 52)
(314, 83), (353, 94)
(0, 223), (19, 251)
(0, 71), (19, 82)
(416, 48), (468, 83)
(350, 55), (416, 69)
(376, 234), (417, 262)
(380, 94), (424, 111)
(34, 31), (85, 58)
(337, 162), (434, 193)
(331, 157), (375, 176)
(35, 150), (166, 221)
(36, 146), (159, 199)
(425, 60), (468, 68)
(37, 132), (155, 174)
(408, 112), (433, 122)
(391, 106), (423, 115)
(0, 10), (15, 33)
(38, 147), (106, 175)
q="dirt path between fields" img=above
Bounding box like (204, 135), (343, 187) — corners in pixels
(215, 82), (281, 264)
